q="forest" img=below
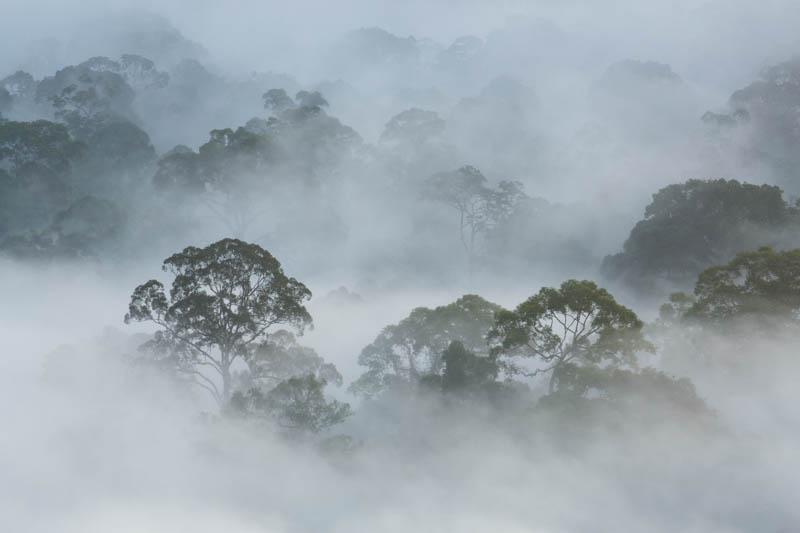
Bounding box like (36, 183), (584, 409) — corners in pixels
(2, 2), (800, 532)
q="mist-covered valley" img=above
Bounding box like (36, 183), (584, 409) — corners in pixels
(3, 1), (800, 531)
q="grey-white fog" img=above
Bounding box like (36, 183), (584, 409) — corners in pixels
(2, 1), (800, 531)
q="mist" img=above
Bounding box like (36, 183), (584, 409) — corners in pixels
(3, 1), (800, 531)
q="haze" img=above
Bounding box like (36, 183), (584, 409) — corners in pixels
(2, 1), (800, 532)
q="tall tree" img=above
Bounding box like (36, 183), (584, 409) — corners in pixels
(124, 238), (312, 404)
(230, 374), (351, 434)
(424, 165), (525, 279)
(0, 119), (84, 235)
(262, 88), (296, 114)
(440, 340), (498, 394)
(489, 280), (652, 393)
(602, 179), (800, 291)
(686, 246), (800, 327)
(350, 294), (503, 398)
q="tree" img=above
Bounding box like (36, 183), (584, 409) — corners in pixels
(235, 329), (342, 391)
(262, 88), (295, 114)
(47, 81), (156, 200)
(295, 90), (328, 109)
(153, 99), (359, 235)
(1, 195), (125, 260)
(536, 365), (710, 426)
(0, 119), (84, 235)
(350, 294), (504, 398)
(685, 246), (800, 327)
(489, 279), (653, 393)
(263, 88), (329, 115)
(230, 375), (351, 434)
(0, 88), (11, 114)
(0, 119), (83, 176)
(228, 330), (350, 433)
(152, 145), (202, 192)
(153, 126), (281, 237)
(602, 179), (800, 292)
(483, 196), (597, 278)
(440, 340), (498, 394)
(196, 126), (279, 236)
(124, 238), (313, 405)
(424, 165), (525, 278)
(81, 54), (169, 92)
(49, 84), (113, 134)
(1, 71), (37, 104)
(37, 65), (135, 122)
(704, 57), (800, 191)
(652, 247), (800, 372)
(263, 89), (361, 180)
(380, 108), (445, 145)
(415, 339), (520, 407)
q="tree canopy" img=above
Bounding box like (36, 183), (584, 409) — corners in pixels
(678, 246), (800, 328)
(0, 119), (84, 236)
(602, 179), (800, 291)
(423, 165), (526, 278)
(489, 280), (652, 393)
(125, 238), (313, 404)
(380, 108), (445, 145)
(350, 294), (504, 398)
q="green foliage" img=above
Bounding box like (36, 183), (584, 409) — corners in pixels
(652, 247), (800, 373)
(0, 88), (11, 113)
(0, 113), (149, 254)
(199, 127), (278, 183)
(657, 291), (696, 326)
(125, 238), (312, 404)
(707, 57), (800, 189)
(228, 329), (349, 434)
(685, 246), (800, 327)
(266, 96), (361, 179)
(37, 65), (135, 122)
(440, 340), (497, 393)
(239, 329), (343, 391)
(0, 71), (36, 104)
(295, 90), (328, 109)
(43, 80), (156, 201)
(1, 195), (125, 260)
(152, 145), (203, 193)
(50, 84), (114, 135)
(153, 126), (282, 235)
(263, 88), (295, 114)
(350, 294), (504, 397)
(424, 165), (526, 277)
(602, 179), (800, 291)
(415, 340), (522, 408)
(0, 119), (83, 176)
(81, 55), (169, 91)
(154, 93), (359, 234)
(535, 366), (711, 435)
(0, 119), (84, 235)
(490, 279), (653, 393)
(231, 374), (351, 434)
(79, 119), (155, 170)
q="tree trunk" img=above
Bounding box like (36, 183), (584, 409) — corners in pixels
(549, 356), (566, 394)
(548, 368), (557, 395)
(221, 352), (232, 405)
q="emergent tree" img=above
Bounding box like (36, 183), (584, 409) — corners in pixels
(124, 238), (312, 405)
(489, 279), (653, 394)
(424, 165), (525, 279)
